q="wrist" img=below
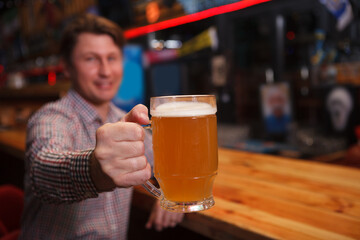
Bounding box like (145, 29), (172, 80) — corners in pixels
(89, 150), (116, 192)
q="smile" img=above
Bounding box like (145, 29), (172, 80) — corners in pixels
(94, 81), (113, 90)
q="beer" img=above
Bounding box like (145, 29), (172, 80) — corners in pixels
(151, 101), (218, 202)
(142, 95), (219, 212)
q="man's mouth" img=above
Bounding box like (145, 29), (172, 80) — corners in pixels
(94, 81), (113, 90)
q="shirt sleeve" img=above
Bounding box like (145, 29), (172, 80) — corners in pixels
(25, 108), (98, 204)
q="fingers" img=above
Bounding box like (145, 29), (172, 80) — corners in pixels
(113, 163), (151, 188)
(154, 204), (165, 231)
(155, 211), (183, 231)
(97, 122), (145, 142)
(122, 104), (150, 125)
(145, 207), (155, 229)
(116, 123), (145, 141)
(115, 141), (145, 158)
(164, 212), (183, 228)
(94, 119), (151, 188)
(92, 104), (153, 190)
(173, 212), (184, 227)
(103, 155), (147, 175)
(163, 211), (172, 228)
(146, 201), (184, 231)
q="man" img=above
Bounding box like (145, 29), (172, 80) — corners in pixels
(20, 14), (183, 239)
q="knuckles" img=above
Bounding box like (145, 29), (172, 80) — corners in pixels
(142, 164), (152, 181)
(130, 123), (145, 141)
(130, 141), (145, 156)
(93, 147), (109, 162)
(96, 124), (110, 140)
(97, 122), (145, 142)
(130, 156), (147, 171)
(118, 122), (145, 141)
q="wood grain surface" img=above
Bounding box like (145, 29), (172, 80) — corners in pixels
(134, 148), (360, 240)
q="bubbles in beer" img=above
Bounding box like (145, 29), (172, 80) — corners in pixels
(151, 101), (217, 117)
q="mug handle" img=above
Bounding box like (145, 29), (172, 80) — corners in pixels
(142, 180), (162, 199)
(142, 123), (162, 199)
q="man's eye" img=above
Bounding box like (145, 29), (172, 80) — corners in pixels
(86, 57), (95, 61)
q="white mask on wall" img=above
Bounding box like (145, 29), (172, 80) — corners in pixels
(326, 87), (353, 132)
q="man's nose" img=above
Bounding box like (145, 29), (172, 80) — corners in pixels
(99, 60), (111, 77)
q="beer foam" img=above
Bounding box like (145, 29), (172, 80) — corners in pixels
(151, 101), (217, 117)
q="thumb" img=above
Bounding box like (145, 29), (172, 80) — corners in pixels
(122, 104), (150, 125)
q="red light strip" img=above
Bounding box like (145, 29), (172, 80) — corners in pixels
(124, 0), (272, 39)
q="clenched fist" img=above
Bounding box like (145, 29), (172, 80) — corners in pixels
(90, 104), (152, 191)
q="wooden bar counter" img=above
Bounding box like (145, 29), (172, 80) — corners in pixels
(1, 129), (360, 239)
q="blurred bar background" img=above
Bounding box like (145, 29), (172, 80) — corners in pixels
(0, 0), (360, 188)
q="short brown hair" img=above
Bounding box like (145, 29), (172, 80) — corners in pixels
(60, 14), (125, 66)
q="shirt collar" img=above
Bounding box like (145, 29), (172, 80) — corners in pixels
(67, 89), (126, 124)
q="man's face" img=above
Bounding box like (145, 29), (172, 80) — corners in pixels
(67, 33), (123, 105)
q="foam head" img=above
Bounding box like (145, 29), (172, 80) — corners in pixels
(151, 101), (217, 117)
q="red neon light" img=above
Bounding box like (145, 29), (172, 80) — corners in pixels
(48, 71), (56, 86)
(124, 0), (272, 39)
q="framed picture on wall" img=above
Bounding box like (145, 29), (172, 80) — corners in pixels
(260, 82), (292, 134)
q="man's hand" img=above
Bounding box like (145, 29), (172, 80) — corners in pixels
(91, 104), (152, 190)
(145, 200), (184, 231)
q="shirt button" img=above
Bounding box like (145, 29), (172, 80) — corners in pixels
(111, 224), (117, 231)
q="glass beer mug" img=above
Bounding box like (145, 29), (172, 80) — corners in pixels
(142, 95), (218, 213)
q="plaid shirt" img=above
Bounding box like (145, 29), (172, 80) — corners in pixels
(20, 89), (153, 239)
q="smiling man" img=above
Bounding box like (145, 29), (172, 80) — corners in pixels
(19, 14), (183, 239)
